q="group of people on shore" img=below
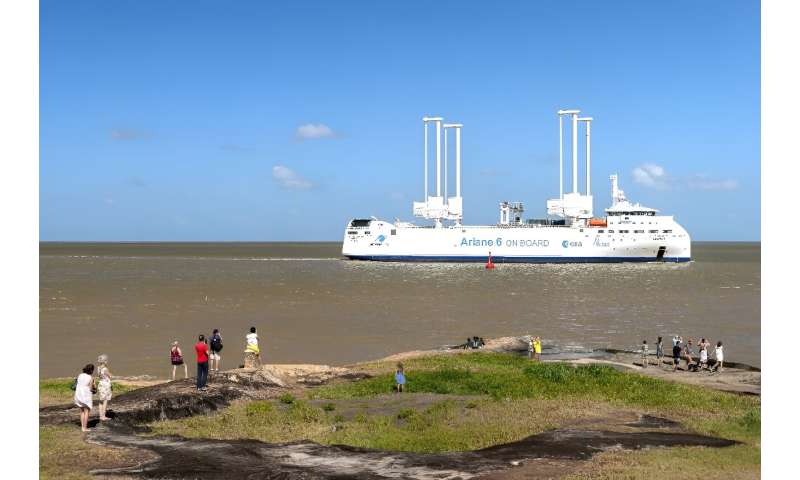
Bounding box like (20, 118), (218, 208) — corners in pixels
(168, 327), (260, 390)
(527, 336), (542, 361)
(641, 336), (725, 372)
(73, 326), (262, 430)
(72, 354), (113, 432)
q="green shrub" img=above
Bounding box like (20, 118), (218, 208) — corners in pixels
(278, 393), (295, 404)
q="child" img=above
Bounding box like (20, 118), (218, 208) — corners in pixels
(699, 342), (709, 370)
(641, 340), (649, 367)
(711, 341), (724, 373)
(533, 337), (542, 361)
(655, 336), (664, 366)
(527, 335), (534, 360)
(395, 363), (406, 393)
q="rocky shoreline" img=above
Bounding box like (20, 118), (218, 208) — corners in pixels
(40, 336), (758, 479)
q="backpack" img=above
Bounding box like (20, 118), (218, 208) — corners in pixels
(210, 334), (223, 352)
(171, 347), (183, 363)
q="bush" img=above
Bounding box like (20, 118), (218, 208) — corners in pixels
(278, 393), (295, 404)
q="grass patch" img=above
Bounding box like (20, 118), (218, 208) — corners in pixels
(40, 425), (154, 479)
(39, 378), (135, 406)
(152, 352), (759, 460)
(313, 353), (752, 413)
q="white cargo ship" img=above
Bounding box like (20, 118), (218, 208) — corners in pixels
(342, 109), (691, 263)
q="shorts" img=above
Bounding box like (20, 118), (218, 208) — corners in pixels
(209, 352), (220, 361)
(172, 360), (184, 366)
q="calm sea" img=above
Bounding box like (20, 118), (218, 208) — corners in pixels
(39, 242), (760, 378)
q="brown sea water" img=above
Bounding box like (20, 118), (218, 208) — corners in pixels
(39, 242), (760, 378)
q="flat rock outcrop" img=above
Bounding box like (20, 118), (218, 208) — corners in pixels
(88, 423), (737, 480)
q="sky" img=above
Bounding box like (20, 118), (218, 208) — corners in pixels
(40, 0), (760, 241)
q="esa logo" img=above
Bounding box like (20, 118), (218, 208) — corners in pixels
(561, 240), (583, 248)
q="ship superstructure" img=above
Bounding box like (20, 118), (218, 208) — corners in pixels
(342, 109), (691, 263)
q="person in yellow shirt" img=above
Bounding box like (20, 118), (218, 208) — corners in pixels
(533, 336), (542, 361)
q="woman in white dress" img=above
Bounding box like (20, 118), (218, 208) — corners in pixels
(96, 354), (113, 421)
(74, 364), (95, 432)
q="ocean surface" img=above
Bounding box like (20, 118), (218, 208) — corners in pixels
(39, 242), (760, 378)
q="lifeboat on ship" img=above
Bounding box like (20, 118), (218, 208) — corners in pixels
(588, 218), (607, 227)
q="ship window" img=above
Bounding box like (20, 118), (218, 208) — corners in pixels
(608, 230), (614, 233)
(580, 229), (584, 232)
(364, 231), (370, 234)
(620, 230), (629, 233)
(663, 229), (672, 233)
(347, 230), (358, 235)
(649, 230), (658, 233)
(598, 230), (605, 233)
(350, 219), (371, 227)
(634, 230), (644, 233)
(390, 229), (396, 236)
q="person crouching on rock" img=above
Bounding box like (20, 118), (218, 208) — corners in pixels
(170, 341), (188, 380)
(244, 326), (261, 368)
(395, 363), (406, 393)
(74, 364), (96, 432)
(195, 334), (210, 391)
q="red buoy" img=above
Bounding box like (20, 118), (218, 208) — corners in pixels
(485, 251), (495, 269)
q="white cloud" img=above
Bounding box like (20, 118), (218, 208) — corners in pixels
(295, 123), (335, 140)
(632, 163), (669, 189)
(632, 163), (739, 191)
(272, 165), (312, 190)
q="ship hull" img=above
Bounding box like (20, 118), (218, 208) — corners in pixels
(342, 220), (691, 263)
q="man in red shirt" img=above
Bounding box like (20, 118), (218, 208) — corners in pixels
(195, 334), (209, 391)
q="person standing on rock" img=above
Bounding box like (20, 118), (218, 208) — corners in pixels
(672, 338), (682, 371)
(195, 334), (210, 391)
(74, 364), (96, 432)
(655, 337), (664, 367)
(96, 354), (113, 421)
(244, 326), (261, 368)
(210, 329), (223, 373)
(533, 336), (542, 361)
(170, 341), (188, 380)
(684, 338), (695, 371)
(641, 340), (649, 367)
